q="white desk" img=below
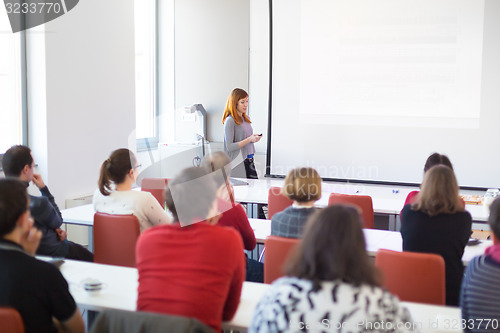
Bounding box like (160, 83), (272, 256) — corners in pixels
(57, 259), (461, 332)
(248, 218), (492, 265)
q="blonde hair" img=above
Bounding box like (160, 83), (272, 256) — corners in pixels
(222, 88), (251, 125)
(412, 165), (464, 216)
(282, 167), (322, 202)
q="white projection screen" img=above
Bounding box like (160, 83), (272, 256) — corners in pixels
(268, 0), (500, 189)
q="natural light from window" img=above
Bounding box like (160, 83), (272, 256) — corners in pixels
(134, 0), (157, 141)
(0, 10), (23, 153)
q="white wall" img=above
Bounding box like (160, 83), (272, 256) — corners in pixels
(27, 0), (136, 207)
(174, 0), (250, 143)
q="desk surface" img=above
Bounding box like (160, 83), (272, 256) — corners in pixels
(248, 218), (491, 265)
(233, 178), (489, 222)
(61, 204), (491, 266)
(57, 259), (461, 332)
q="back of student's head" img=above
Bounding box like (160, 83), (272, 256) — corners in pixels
(0, 178), (29, 237)
(285, 205), (381, 290)
(98, 148), (137, 196)
(488, 197), (500, 241)
(413, 164), (463, 216)
(200, 151), (232, 188)
(424, 153), (453, 173)
(165, 167), (217, 226)
(2, 145), (33, 177)
(282, 167), (322, 202)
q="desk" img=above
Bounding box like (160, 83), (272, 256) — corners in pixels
(233, 178), (489, 229)
(248, 218), (492, 265)
(57, 259), (461, 332)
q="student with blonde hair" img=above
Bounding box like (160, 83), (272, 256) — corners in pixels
(93, 148), (171, 232)
(401, 164), (471, 305)
(271, 167), (322, 238)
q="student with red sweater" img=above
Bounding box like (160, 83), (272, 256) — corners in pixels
(136, 167), (245, 332)
(200, 151), (263, 282)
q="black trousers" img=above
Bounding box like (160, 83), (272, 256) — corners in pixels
(244, 158), (258, 179)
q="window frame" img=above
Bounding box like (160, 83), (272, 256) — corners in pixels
(135, 0), (159, 151)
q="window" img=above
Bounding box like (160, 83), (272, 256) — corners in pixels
(0, 10), (26, 153)
(134, 0), (158, 150)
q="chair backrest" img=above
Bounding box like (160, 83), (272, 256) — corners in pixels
(328, 193), (374, 229)
(375, 249), (446, 305)
(0, 307), (25, 333)
(264, 236), (300, 284)
(267, 187), (293, 220)
(93, 213), (140, 267)
(141, 178), (169, 207)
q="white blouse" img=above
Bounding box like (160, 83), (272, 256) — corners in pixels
(250, 277), (418, 333)
(93, 189), (171, 232)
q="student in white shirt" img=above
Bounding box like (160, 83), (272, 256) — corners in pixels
(93, 148), (171, 232)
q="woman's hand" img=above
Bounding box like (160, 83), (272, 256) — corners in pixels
(249, 134), (262, 143)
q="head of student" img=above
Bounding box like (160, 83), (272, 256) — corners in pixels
(281, 167), (322, 204)
(98, 148), (138, 196)
(2, 145), (34, 181)
(423, 152), (453, 174)
(0, 178), (31, 239)
(165, 167), (218, 226)
(200, 151), (232, 189)
(222, 88), (251, 125)
(412, 164), (463, 216)
(488, 197), (500, 244)
(285, 205), (381, 290)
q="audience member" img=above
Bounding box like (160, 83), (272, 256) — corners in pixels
(136, 167), (245, 332)
(0, 178), (84, 333)
(401, 165), (471, 305)
(460, 197), (500, 332)
(271, 167), (321, 238)
(2, 145), (93, 261)
(93, 148), (171, 232)
(404, 152), (454, 206)
(250, 205), (416, 332)
(200, 151), (262, 282)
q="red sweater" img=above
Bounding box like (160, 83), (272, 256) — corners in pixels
(217, 198), (257, 251)
(136, 222), (245, 332)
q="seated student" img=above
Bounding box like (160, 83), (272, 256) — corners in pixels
(460, 197), (500, 331)
(250, 205), (416, 332)
(136, 167), (245, 332)
(271, 167), (321, 238)
(2, 145), (93, 261)
(401, 165), (471, 306)
(0, 179), (84, 333)
(404, 152), (454, 206)
(93, 148), (171, 232)
(200, 151), (263, 282)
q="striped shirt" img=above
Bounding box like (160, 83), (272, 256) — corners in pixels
(460, 255), (500, 332)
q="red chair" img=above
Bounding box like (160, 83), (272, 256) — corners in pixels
(267, 187), (293, 220)
(264, 236), (300, 284)
(0, 307), (24, 333)
(141, 178), (168, 207)
(94, 213), (140, 267)
(328, 193), (374, 229)
(375, 249), (446, 305)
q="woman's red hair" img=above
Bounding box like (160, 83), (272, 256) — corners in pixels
(222, 88), (251, 125)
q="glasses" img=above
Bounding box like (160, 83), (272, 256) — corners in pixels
(134, 164), (142, 170)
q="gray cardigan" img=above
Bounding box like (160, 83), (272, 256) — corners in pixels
(224, 116), (255, 161)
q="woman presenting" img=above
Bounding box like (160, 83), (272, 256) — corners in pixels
(222, 88), (262, 179)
